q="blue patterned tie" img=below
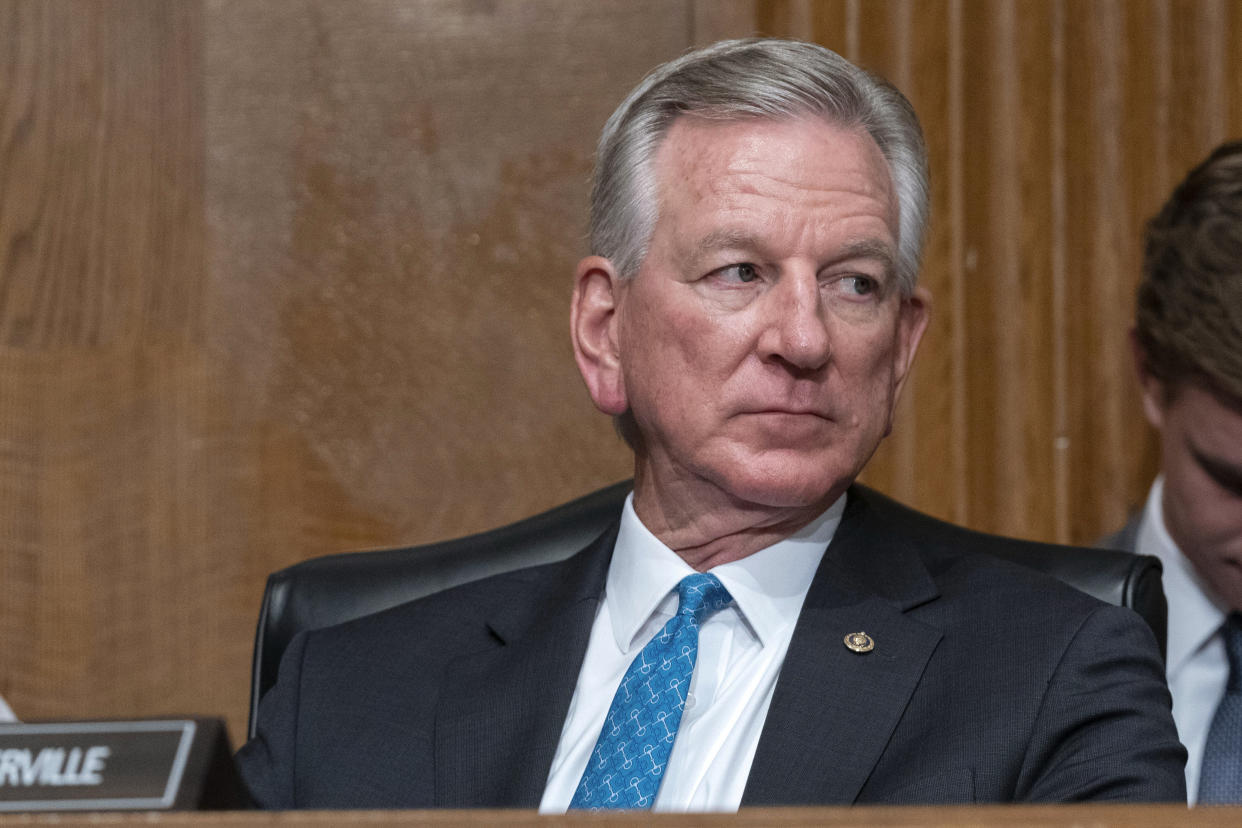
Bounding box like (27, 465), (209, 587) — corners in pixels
(569, 572), (733, 810)
(1200, 614), (1242, 804)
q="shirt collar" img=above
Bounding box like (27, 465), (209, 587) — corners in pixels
(1140, 475), (1229, 676)
(606, 492), (844, 652)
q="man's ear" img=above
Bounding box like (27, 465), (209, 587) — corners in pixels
(1131, 328), (1167, 431)
(571, 256), (629, 415)
(891, 286), (932, 402)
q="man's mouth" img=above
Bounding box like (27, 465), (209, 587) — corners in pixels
(744, 407), (833, 419)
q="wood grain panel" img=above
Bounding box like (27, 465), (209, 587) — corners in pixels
(202, 0), (688, 548)
(0, 0), (204, 348)
(692, 0), (760, 44)
(0, 0), (215, 722)
(1047, 0), (1070, 542)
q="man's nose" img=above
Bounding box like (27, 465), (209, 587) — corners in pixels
(756, 271), (832, 373)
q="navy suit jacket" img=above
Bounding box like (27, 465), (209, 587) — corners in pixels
(237, 485), (1186, 807)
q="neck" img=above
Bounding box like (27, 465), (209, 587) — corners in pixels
(631, 464), (844, 571)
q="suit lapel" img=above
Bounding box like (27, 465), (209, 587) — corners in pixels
(743, 487), (943, 806)
(434, 524), (616, 808)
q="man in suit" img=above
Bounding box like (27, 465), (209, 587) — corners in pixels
(238, 38), (1185, 809)
(1099, 141), (1242, 803)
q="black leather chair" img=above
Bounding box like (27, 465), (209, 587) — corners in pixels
(247, 480), (1167, 739)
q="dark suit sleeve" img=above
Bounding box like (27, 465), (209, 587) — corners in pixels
(1017, 604), (1186, 802)
(235, 630), (309, 809)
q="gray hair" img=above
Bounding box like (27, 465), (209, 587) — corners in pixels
(590, 38), (930, 295)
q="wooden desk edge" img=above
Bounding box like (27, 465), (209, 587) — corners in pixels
(0, 804), (1232, 827)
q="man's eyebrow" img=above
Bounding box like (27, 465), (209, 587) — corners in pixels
(1191, 446), (1242, 496)
(835, 239), (896, 271)
(690, 228), (765, 257)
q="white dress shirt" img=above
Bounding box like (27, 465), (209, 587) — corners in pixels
(1139, 476), (1231, 803)
(539, 492), (844, 813)
(0, 695), (13, 723)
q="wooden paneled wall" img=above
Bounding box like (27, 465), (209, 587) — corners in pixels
(1, 0), (1239, 741)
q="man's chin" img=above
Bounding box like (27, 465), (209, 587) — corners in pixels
(712, 465), (852, 511)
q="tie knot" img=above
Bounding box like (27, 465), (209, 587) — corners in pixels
(676, 573), (733, 621)
(1222, 614), (1242, 690)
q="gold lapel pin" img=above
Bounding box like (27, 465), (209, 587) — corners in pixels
(844, 632), (875, 653)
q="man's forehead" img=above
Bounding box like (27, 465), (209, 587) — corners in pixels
(653, 115), (893, 203)
(649, 115), (899, 250)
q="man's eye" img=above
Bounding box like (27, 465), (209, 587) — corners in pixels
(843, 275), (877, 296)
(717, 263), (759, 284)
